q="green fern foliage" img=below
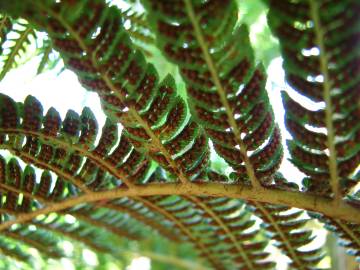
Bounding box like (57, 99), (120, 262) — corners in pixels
(0, 93), (275, 269)
(23, 0), (213, 184)
(0, 93), (154, 189)
(0, 0), (359, 269)
(310, 212), (360, 262)
(250, 203), (324, 270)
(267, 0), (360, 198)
(0, 20), (35, 80)
(142, 0), (283, 187)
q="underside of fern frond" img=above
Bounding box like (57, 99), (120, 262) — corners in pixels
(143, 0), (283, 188)
(140, 1), (328, 268)
(0, 0), (359, 269)
(0, 93), (276, 269)
(266, 0), (360, 262)
(267, 0), (359, 199)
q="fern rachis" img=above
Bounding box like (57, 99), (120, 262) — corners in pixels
(0, 0), (358, 269)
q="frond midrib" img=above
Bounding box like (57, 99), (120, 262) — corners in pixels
(183, 0), (260, 188)
(309, 0), (339, 200)
(0, 182), (359, 234)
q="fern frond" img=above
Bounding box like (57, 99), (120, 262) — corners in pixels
(310, 212), (360, 262)
(187, 196), (274, 270)
(0, 20), (35, 80)
(267, 0), (360, 200)
(251, 203), (323, 270)
(18, 0), (215, 186)
(143, 0), (283, 187)
(0, 94), (267, 268)
(141, 1), (326, 268)
(0, 93), (152, 189)
(136, 195), (229, 269)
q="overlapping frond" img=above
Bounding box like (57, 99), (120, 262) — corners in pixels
(0, 156), (171, 262)
(143, 0), (283, 187)
(0, 93), (153, 190)
(310, 212), (360, 262)
(137, 195), (270, 270)
(20, 0), (212, 184)
(142, 1), (326, 268)
(267, 0), (360, 199)
(250, 203), (323, 270)
(186, 196), (274, 270)
(0, 93), (273, 269)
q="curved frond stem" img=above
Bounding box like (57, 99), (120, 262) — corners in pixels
(1, 146), (91, 193)
(254, 202), (305, 269)
(309, 0), (339, 201)
(42, 3), (190, 185)
(183, 0), (260, 188)
(0, 182), (359, 233)
(0, 128), (136, 188)
(0, 182), (155, 242)
(186, 196), (257, 269)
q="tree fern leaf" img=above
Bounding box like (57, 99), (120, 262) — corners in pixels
(250, 202), (323, 270)
(102, 198), (182, 242)
(266, 0), (360, 200)
(15, 0), (215, 185)
(0, 94), (153, 189)
(143, 0), (283, 187)
(0, 155), (186, 253)
(186, 196), (274, 270)
(136, 195), (228, 269)
(31, 216), (117, 255)
(35, 38), (59, 75)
